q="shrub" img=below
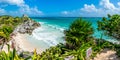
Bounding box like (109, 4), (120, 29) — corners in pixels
(98, 14), (120, 40)
(65, 18), (94, 49)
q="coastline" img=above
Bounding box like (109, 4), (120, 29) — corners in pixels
(13, 33), (44, 54)
(2, 33), (44, 54)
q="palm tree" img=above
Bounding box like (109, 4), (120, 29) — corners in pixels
(65, 18), (94, 49)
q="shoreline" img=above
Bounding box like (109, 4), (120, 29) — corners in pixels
(2, 33), (44, 54)
(13, 33), (44, 54)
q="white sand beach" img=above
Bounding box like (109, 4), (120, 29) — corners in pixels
(2, 33), (44, 54)
(15, 33), (44, 53)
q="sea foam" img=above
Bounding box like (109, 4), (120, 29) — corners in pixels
(31, 22), (65, 47)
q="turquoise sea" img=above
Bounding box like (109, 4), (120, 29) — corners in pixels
(26, 17), (116, 50)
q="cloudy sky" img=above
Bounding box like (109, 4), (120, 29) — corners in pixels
(0, 0), (120, 17)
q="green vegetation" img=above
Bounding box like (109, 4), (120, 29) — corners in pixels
(65, 18), (94, 49)
(98, 14), (120, 57)
(0, 15), (30, 44)
(98, 14), (120, 40)
(0, 14), (120, 60)
(37, 18), (116, 60)
(0, 44), (24, 60)
(0, 15), (39, 60)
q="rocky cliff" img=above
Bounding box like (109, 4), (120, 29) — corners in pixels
(13, 16), (40, 34)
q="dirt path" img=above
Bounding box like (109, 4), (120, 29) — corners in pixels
(92, 49), (120, 60)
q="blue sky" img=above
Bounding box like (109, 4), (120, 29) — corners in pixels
(0, 0), (120, 17)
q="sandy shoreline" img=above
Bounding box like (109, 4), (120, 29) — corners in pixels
(2, 33), (44, 54)
(92, 49), (119, 60)
(16, 33), (44, 53)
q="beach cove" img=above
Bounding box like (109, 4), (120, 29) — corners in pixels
(3, 17), (117, 54)
(0, 15), (120, 60)
(6, 17), (118, 54)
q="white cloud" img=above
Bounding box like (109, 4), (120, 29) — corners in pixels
(0, 0), (43, 16)
(0, 0), (24, 6)
(1, 0), (120, 17)
(61, 0), (120, 17)
(18, 5), (43, 16)
(118, 2), (120, 6)
(0, 8), (6, 14)
(99, 0), (120, 15)
(81, 4), (97, 12)
(61, 10), (82, 17)
(100, 0), (115, 10)
(61, 11), (69, 15)
(8, 5), (43, 16)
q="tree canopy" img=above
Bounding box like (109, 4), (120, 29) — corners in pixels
(98, 14), (120, 40)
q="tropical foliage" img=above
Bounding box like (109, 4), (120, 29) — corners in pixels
(37, 18), (115, 60)
(65, 18), (94, 49)
(37, 39), (116, 60)
(0, 44), (24, 60)
(0, 15), (30, 44)
(0, 15), (120, 60)
(98, 14), (120, 40)
(98, 14), (120, 57)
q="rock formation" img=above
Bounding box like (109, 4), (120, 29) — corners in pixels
(13, 15), (40, 34)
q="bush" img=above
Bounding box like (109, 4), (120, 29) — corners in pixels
(113, 44), (120, 57)
(0, 44), (24, 60)
(65, 18), (94, 49)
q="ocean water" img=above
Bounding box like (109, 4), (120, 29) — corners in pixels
(32, 17), (103, 38)
(26, 17), (116, 50)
